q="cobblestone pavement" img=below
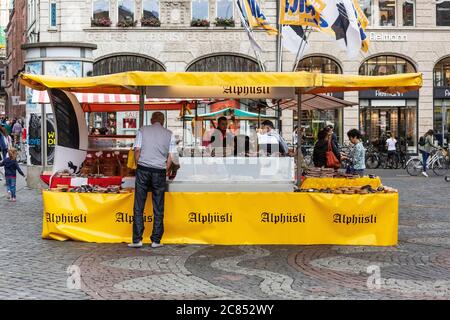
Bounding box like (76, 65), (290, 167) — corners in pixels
(0, 168), (449, 300)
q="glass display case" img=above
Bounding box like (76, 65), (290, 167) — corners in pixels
(168, 156), (295, 192)
(88, 135), (135, 151)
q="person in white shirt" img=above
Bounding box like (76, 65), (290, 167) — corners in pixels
(385, 133), (397, 168)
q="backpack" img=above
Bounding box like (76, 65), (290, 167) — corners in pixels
(418, 135), (426, 147)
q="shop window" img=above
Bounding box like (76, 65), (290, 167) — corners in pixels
(402, 0), (414, 26)
(359, 55), (416, 76)
(186, 54), (261, 72)
(217, 0), (233, 19)
(296, 56), (342, 74)
(434, 99), (450, 146)
(192, 0), (209, 20)
(379, 0), (395, 26)
(359, 0), (374, 26)
(434, 57), (450, 87)
(358, 0), (415, 26)
(50, 2), (57, 28)
(118, 0), (134, 23)
(143, 0), (159, 19)
(437, 0), (450, 26)
(92, 0), (109, 20)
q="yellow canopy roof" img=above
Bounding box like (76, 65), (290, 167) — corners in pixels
(19, 71), (422, 95)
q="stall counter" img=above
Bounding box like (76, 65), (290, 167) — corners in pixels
(42, 190), (398, 246)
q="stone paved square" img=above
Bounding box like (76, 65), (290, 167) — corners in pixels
(0, 169), (449, 300)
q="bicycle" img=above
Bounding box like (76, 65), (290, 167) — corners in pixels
(406, 147), (449, 176)
(365, 144), (381, 169)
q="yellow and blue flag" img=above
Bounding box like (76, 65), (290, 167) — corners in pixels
(242, 0), (278, 35)
(280, 0), (327, 28)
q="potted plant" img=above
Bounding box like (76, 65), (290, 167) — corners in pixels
(117, 17), (137, 27)
(91, 17), (112, 27)
(215, 17), (235, 28)
(191, 19), (210, 27)
(141, 16), (161, 27)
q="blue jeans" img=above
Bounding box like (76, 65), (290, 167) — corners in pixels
(133, 165), (167, 244)
(6, 177), (16, 198)
(420, 151), (429, 172)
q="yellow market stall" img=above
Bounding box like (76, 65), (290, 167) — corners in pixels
(20, 71), (423, 246)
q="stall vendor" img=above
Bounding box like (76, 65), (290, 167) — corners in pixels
(258, 120), (289, 156)
(203, 116), (235, 156)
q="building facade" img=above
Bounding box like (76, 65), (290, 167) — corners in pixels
(8, 0), (450, 152)
(5, 0), (27, 119)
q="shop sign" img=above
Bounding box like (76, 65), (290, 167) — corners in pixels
(359, 89), (419, 99)
(146, 86), (296, 99)
(369, 32), (408, 42)
(433, 88), (450, 99)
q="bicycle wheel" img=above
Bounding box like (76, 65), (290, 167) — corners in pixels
(406, 158), (422, 176)
(432, 156), (449, 176)
(366, 154), (379, 169)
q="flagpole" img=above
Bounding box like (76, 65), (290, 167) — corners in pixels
(292, 27), (312, 72)
(236, 0), (266, 71)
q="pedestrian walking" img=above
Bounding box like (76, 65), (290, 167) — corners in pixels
(128, 112), (176, 248)
(0, 148), (25, 202)
(0, 126), (11, 160)
(418, 129), (436, 177)
(12, 120), (22, 146)
(386, 133), (397, 168)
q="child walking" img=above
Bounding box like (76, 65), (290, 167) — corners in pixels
(0, 148), (25, 202)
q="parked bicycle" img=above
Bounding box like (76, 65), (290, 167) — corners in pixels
(406, 147), (449, 176)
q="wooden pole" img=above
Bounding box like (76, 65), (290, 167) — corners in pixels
(297, 89), (304, 187)
(139, 87), (145, 128)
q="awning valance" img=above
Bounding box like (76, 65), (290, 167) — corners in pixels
(20, 71), (423, 95)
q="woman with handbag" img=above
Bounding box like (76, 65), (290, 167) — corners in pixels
(313, 129), (341, 169)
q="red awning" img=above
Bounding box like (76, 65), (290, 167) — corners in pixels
(31, 90), (208, 112)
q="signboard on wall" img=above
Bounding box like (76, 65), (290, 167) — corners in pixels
(359, 90), (419, 99)
(434, 88), (450, 99)
(146, 86), (296, 99)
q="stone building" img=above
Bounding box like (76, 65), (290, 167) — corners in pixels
(9, 0), (450, 153)
(5, 0), (27, 119)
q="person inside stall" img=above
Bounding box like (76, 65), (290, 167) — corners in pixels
(90, 127), (101, 135)
(99, 127), (109, 135)
(258, 120), (289, 156)
(203, 116), (235, 157)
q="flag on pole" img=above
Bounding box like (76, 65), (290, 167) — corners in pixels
(280, 0), (327, 28)
(282, 25), (309, 55)
(319, 0), (363, 58)
(242, 0), (278, 35)
(235, 0), (263, 53)
(352, 0), (370, 52)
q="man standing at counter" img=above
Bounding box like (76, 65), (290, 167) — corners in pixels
(128, 112), (176, 248)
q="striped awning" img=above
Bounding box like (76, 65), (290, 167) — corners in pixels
(31, 90), (208, 104)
